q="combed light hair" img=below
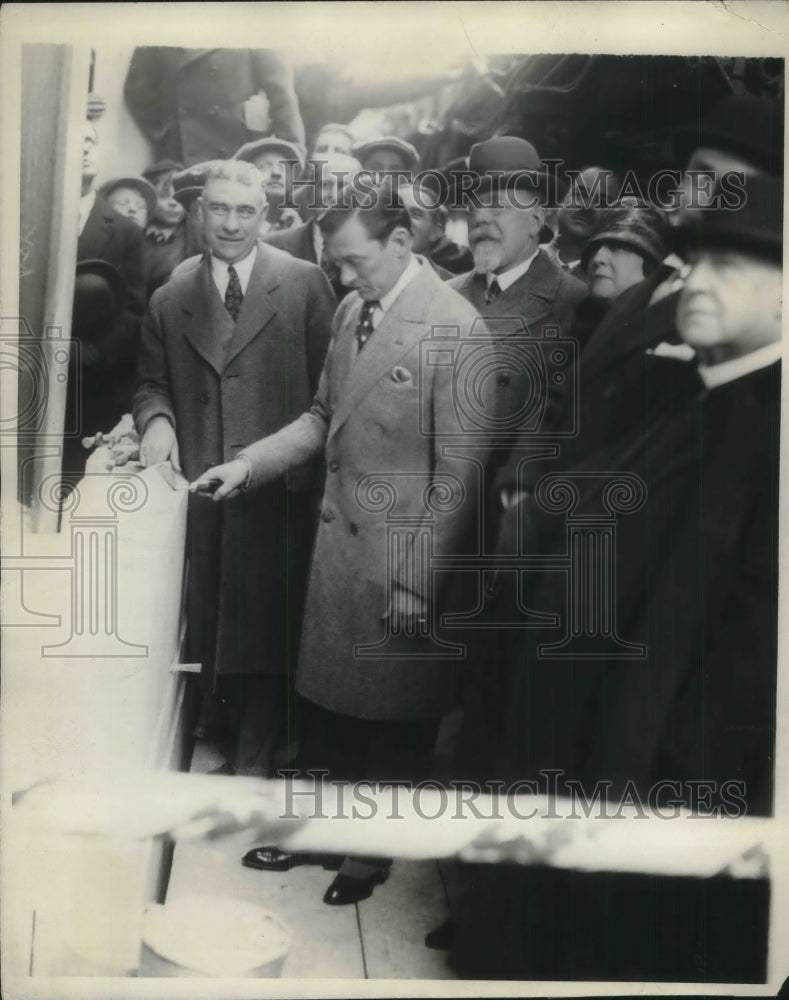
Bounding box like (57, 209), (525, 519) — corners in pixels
(203, 160), (267, 197)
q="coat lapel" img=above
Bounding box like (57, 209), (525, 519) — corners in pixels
(329, 261), (438, 440)
(223, 245), (279, 368)
(503, 250), (562, 334)
(181, 256), (235, 375)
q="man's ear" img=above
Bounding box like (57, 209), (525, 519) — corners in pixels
(196, 197), (205, 226)
(533, 204), (546, 233)
(390, 226), (413, 256)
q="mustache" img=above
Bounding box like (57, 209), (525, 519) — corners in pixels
(470, 230), (501, 245)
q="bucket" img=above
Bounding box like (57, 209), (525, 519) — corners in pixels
(138, 897), (290, 978)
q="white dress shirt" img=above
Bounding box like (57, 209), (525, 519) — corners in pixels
(210, 245), (258, 299)
(484, 247), (540, 292)
(698, 340), (782, 390)
(78, 190), (96, 236)
(369, 253), (422, 330)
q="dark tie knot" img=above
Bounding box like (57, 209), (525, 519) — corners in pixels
(485, 277), (502, 305)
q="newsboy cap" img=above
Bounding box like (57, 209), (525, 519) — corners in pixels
(581, 202), (670, 272)
(351, 136), (421, 172)
(671, 173), (783, 263)
(142, 159), (184, 182)
(99, 176), (157, 217)
(233, 136), (305, 169)
(172, 160), (226, 209)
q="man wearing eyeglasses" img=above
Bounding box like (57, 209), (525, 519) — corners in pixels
(133, 160), (337, 777)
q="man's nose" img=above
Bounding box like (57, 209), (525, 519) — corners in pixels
(591, 245), (612, 266)
(339, 263), (357, 287)
(221, 209), (242, 230)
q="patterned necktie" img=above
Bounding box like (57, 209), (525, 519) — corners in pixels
(225, 264), (243, 322)
(355, 300), (379, 352)
(485, 276), (502, 306)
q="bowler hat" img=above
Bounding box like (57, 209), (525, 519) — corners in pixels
(352, 136), (421, 173)
(671, 173), (783, 263)
(99, 176), (157, 218)
(142, 159), (184, 182)
(674, 94), (783, 177)
(172, 160), (225, 209)
(582, 202), (670, 272)
(468, 136), (561, 241)
(72, 259), (125, 342)
(233, 136), (305, 169)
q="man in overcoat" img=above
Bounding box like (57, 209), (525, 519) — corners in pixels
(124, 47), (305, 166)
(445, 173), (782, 983)
(133, 160), (336, 775)
(193, 184), (498, 905)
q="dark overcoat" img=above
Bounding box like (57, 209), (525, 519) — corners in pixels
(451, 362), (780, 982)
(124, 47), (305, 165)
(243, 260), (498, 720)
(448, 251), (586, 493)
(133, 244), (336, 684)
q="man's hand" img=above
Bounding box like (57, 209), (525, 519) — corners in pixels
(385, 584), (428, 631)
(189, 458), (249, 501)
(139, 416), (180, 472)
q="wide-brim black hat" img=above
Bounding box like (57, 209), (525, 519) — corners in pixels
(582, 202), (670, 272)
(670, 173), (783, 263)
(99, 176), (157, 218)
(673, 94), (783, 177)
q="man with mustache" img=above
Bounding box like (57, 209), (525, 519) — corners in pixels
(448, 137), (586, 537)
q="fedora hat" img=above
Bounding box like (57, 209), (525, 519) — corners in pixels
(99, 176), (157, 218)
(582, 202), (670, 272)
(352, 136), (421, 173)
(233, 136), (305, 169)
(72, 259), (125, 342)
(671, 173), (783, 263)
(673, 94), (783, 177)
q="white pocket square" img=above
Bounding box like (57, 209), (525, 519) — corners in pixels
(390, 365), (414, 384)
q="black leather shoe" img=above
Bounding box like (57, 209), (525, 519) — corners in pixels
(242, 846), (342, 872)
(323, 869), (389, 906)
(425, 919), (456, 950)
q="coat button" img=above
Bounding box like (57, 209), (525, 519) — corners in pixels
(329, 461), (339, 472)
(349, 521), (358, 535)
(200, 392), (210, 404)
(321, 509), (335, 523)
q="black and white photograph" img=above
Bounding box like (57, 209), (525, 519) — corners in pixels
(1, 3), (788, 996)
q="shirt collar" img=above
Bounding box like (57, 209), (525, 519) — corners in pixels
(378, 253), (422, 313)
(79, 190), (97, 235)
(697, 340), (782, 390)
(483, 248), (540, 292)
(210, 244), (257, 290)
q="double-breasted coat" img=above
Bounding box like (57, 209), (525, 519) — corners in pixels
(133, 244), (336, 685)
(243, 260), (497, 721)
(124, 47), (306, 166)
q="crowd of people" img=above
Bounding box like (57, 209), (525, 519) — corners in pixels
(65, 48), (782, 982)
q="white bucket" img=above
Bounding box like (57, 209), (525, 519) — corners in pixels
(138, 897), (290, 978)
